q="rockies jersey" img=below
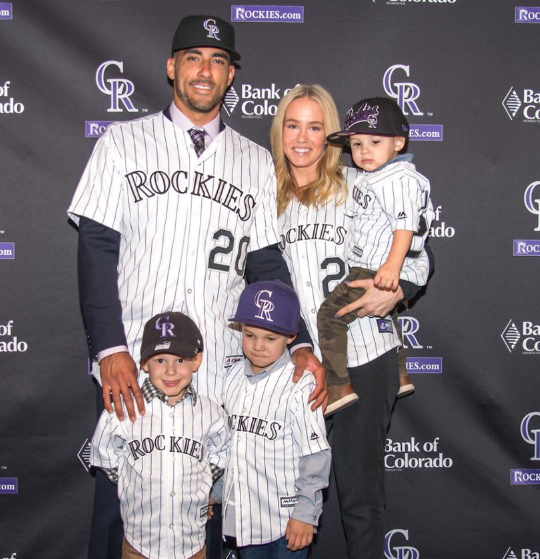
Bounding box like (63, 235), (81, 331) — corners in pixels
(278, 167), (401, 367)
(90, 381), (230, 559)
(346, 157), (434, 286)
(68, 110), (280, 403)
(222, 354), (329, 547)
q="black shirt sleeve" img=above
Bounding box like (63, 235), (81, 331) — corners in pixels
(77, 216), (127, 357)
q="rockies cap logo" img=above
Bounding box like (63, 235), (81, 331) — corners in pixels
(254, 290), (274, 322)
(346, 102), (379, 130)
(155, 316), (176, 338)
(203, 18), (221, 41)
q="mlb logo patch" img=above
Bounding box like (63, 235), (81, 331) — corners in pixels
(377, 318), (393, 333)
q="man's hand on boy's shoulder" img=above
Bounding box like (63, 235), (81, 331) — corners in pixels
(291, 347), (328, 412)
(285, 518), (314, 551)
(100, 351), (145, 422)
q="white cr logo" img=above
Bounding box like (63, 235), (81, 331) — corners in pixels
(383, 65), (423, 116)
(254, 290), (274, 322)
(521, 412), (540, 460)
(203, 18), (220, 40)
(385, 529), (420, 559)
(96, 61), (137, 113)
(524, 181), (540, 231)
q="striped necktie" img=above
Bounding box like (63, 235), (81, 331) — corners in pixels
(188, 128), (206, 157)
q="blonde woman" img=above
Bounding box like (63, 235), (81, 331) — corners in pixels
(271, 85), (429, 559)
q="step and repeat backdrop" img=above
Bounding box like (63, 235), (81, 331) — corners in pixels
(1, 1), (539, 558)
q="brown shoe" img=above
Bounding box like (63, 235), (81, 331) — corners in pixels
(324, 383), (359, 417)
(397, 371), (415, 399)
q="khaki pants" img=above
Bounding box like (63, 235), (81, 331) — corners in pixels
(317, 266), (405, 386)
(122, 536), (206, 559)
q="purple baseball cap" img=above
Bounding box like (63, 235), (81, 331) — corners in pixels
(229, 280), (300, 336)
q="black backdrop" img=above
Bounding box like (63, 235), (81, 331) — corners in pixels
(1, 1), (539, 558)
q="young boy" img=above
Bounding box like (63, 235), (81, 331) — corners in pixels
(221, 280), (331, 558)
(319, 97), (434, 416)
(90, 312), (230, 559)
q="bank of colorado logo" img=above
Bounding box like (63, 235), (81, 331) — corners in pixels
(0, 3), (12, 20)
(78, 439), (92, 472)
(515, 7), (540, 23)
(510, 412), (540, 486)
(0, 81), (24, 114)
(501, 320), (540, 355)
(385, 436), (453, 471)
(503, 87), (540, 122)
(383, 64), (443, 141)
(429, 205), (455, 238)
(385, 529), (420, 559)
(502, 548), (540, 559)
(0, 320), (28, 353)
(223, 82), (300, 119)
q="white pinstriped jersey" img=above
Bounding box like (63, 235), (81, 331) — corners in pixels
(90, 388), (230, 559)
(68, 111), (280, 403)
(222, 356), (329, 547)
(346, 158), (434, 286)
(278, 167), (401, 368)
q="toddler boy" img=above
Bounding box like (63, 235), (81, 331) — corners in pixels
(319, 97), (434, 416)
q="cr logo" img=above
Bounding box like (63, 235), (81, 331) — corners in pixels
(521, 412), (540, 460)
(398, 316), (423, 349)
(383, 65), (423, 117)
(385, 529), (420, 559)
(155, 316), (176, 338)
(96, 60), (138, 113)
(524, 181), (540, 231)
(254, 289), (274, 321)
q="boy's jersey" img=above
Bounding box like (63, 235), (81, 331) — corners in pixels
(346, 158), (434, 286)
(222, 357), (329, 546)
(90, 390), (229, 559)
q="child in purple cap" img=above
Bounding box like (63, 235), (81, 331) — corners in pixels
(218, 280), (330, 559)
(319, 97), (435, 416)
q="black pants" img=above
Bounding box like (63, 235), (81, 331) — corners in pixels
(329, 350), (399, 559)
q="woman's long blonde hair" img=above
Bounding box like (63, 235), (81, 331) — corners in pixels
(271, 84), (347, 215)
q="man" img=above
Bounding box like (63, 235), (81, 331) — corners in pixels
(69, 15), (324, 559)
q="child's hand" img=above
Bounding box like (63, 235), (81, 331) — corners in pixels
(374, 262), (400, 291)
(285, 518), (314, 551)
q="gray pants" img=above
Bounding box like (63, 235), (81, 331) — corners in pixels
(317, 267), (404, 387)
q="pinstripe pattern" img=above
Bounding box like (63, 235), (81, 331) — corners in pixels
(222, 357), (329, 547)
(69, 111), (280, 403)
(90, 387), (230, 559)
(346, 159), (434, 286)
(278, 167), (400, 368)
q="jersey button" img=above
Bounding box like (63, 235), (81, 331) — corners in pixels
(306, 281), (311, 287)
(170, 491), (175, 497)
(187, 289), (193, 294)
(169, 523), (174, 529)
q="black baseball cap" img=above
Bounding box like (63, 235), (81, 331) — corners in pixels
(140, 312), (204, 363)
(171, 15), (241, 62)
(327, 97), (409, 145)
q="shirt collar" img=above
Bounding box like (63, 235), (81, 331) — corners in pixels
(365, 152), (414, 174)
(142, 376), (198, 407)
(244, 349), (292, 383)
(168, 101), (221, 144)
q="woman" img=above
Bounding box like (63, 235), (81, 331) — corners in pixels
(270, 85), (422, 559)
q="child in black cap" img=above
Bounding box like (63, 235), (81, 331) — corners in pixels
(220, 280), (330, 559)
(318, 97), (435, 415)
(91, 311), (230, 559)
